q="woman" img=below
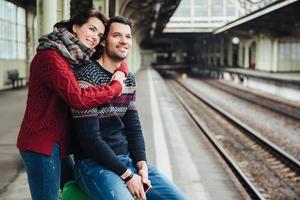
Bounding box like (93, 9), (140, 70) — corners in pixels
(17, 9), (126, 200)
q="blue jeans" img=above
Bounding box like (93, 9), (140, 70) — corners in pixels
(20, 144), (74, 200)
(74, 155), (188, 200)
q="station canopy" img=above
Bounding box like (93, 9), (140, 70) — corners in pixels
(164, 0), (280, 33)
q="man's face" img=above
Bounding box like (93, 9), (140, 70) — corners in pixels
(105, 22), (132, 60)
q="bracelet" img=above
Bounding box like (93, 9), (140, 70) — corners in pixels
(123, 172), (134, 183)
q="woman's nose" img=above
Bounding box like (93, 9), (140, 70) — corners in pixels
(92, 33), (98, 40)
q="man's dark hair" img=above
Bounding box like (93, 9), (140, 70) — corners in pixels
(103, 16), (134, 40)
(55, 8), (108, 34)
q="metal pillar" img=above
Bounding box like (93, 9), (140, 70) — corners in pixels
(37, 0), (57, 36)
(220, 39), (224, 66)
(93, 0), (109, 16)
(227, 40), (233, 67)
(26, 9), (35, 77)
(57, 0), (70, 21)
(271, 39), (278, 72)
(238, 41), (244, 67)
(256, 35), (273, 71)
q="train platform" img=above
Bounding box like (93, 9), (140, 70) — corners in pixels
(189, 66), (300, 102)
(214, 67), (300, 83)
(188, 66), (300, 83)
(0, 68), (244, 200)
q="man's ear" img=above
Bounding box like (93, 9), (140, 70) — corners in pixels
(72, 24), (79, 34)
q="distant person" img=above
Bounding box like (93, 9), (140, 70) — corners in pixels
(71, 16), (188, 200)
(17, 9), (127, 200)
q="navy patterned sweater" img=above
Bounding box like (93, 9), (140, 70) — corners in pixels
(71, 61), (146, 176)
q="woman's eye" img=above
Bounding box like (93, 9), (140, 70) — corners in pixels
(89, 27), (95, 32)
(98, 33), (103, 38)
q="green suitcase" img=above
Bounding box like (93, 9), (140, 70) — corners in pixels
(60, 181), (94, 200)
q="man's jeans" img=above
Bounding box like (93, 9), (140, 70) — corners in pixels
(74, 154), (188, 200)
(20, 144), (74, 200)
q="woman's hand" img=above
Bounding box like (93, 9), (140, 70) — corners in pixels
(111, 71), (126, 93)
(126, 174), (146, 200)
(116, 60), (128, 77)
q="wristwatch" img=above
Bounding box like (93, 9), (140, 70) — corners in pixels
(123, 172), (134, 183)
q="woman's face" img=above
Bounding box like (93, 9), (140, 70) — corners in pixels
(72, 17), (105, 49)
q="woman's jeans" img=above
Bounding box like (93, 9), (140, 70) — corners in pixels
(74, 154), (188, 200)
(20, 144), (74, 200)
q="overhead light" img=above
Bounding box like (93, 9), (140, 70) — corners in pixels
(154, 2), (161, 13)
(151, 22), (156, 29)
(150, 29), (155, 38)
(232, 37), (240, 45)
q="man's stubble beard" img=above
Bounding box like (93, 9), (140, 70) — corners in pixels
(105, 47), (128, 61)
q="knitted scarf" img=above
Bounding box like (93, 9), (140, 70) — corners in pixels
(37, 26), (95, 68)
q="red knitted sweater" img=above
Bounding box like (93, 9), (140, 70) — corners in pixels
(17, 50), (126, 158)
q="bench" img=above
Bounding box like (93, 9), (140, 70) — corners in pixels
(7, 70), (25, 89)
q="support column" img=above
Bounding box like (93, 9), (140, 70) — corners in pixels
(238, 41), (244, 67)
(37, 0), (58, 36)
(227, 40), (233, 67)
(212, 42), (218, 66)
(272, 39), (278, 72)
(256, 35), (273, 71)
(207, 45), (212, 66)
(244, 44), (249, 68)
(57, 0), (70, 21)
(141, 50), (154, 68)
(93, 0), (109, 16)
(220, 38), (224, 66)
(26, 8), (36, 77)
(127, 36), (141, 73)
(115, 0), (120, 15)
(175, 49), (182, 63)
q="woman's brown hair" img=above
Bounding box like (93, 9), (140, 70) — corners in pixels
(55, 8), (108, 35)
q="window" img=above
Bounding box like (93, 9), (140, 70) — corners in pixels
(194, 0), (208, 17)
(211, 0), (223, 16)
(226, 0), (236, 16)
(173, 0), (192, 17)
(0, 0), (26, 59)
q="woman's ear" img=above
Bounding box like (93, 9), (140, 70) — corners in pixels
(100, 40), (105, 47)
(72, 24), (79, 34)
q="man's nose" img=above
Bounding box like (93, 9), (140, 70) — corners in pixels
(119, 36), (127, 44)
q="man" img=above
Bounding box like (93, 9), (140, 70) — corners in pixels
(71, 16), (187, 200)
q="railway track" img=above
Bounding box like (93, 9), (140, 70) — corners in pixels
(203, 79), (300, 121)
(166, 78), (300, 200)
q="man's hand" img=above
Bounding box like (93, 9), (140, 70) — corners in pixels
(126, 174), (146, 200)
(136, 161), (151, 192)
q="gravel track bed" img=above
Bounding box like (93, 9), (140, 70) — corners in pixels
(181, 78), (300, 161)
(168, 80), (300, 199)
